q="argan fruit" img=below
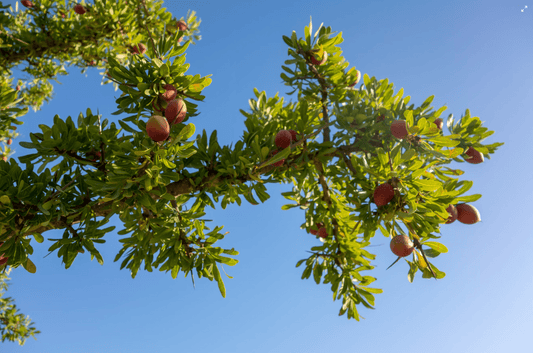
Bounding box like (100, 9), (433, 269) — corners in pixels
(445, 204), (458, 224)
(275, 130), (292, 149)
(309, 222), (324, 235)
(464, 147), (484, 164)
(7, 139), (12, 145)
(21, 0), (34, 8)
(349, 70), (361, 87)
(132, 43), (146, 55)
(434, 118), (443, 130)
(373, 183), (395, 207)
(270, 150), (285, 167)
(390, 234), (414, 257)
(177, 20), (188, 31)
(16, 85), (20, 91)
(165, 98), (187, 125)
(310, 51), (328, 66)
(0, 256), (7, 266)
(74, 4), (86, 14)
(391, 120), (409, 139)
(288, 129), (298, 142)
(456, 203), (481, 224)
(161, 84), (177, 102)
(146, 115), (170, 142)
(1, 156), (6, 162)
(317, 227), (328, 239)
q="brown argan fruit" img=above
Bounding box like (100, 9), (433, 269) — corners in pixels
(348, 70), (361, 87)
(456, 203), (481, 224)
(434, 118), (443, 130)
(288, 129), (298, 142)
(1, 156), (7, 162)
(16, 85), (20, 91)
(310, 51), (328, 66)
(317, 227), (328, 239)
(131, 43), (146, 55)
(0, 255), (7, 266)
(275, 130), (292, 149)
(373, 183), (395, 207)
(74, 4), (86, 14)
(445, 204), (458, 224)
(146, 115), (170, 142)
(464, 147), (484, 164)
(7, 139), (12, 145)
(270, 150), (285, 167)
(309, 222), (324, 235)
(177, 20), (188, 31)
(391, 120), (409, 139)
(161, 84), (177, 102)
(21, 0), (34, 8)
(165, 98), (187, 125)
(390, 234), (415, 257)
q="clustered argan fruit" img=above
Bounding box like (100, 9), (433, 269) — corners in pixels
(130, 43), (147, 55)
(0, 242), (8, 267)
(349, 70), (361, 88)
(445, 204), (458, 224)
(177, 20), (188, 31)
(146, 115), (170, 142)
(275, 130), (292, 149)
(310, 51), (328, 66)
(434, 118), (443, 130)
(21, 0), (34, 8)
(455, 203), (481, 224)
(464, 146), (484, 164)
(165, 98), (187, 125)
(390, 119), (409, 139)
(373, 183), (395, 207)
(390, 234), (414, 257)
(74, 4), (86, 15)
(270, 150), (285, 167)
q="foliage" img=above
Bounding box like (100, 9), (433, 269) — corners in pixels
(0, 0), (504, 340)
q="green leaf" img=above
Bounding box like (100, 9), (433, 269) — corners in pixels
(423, 241), (448, 254)
(24, 258), (37, 273)
(33, 233), (44, 243)
(0, 195), (10, 204)
(213, 264), (226, 298)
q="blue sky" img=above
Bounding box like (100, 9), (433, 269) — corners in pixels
(2, 0), (532, 352)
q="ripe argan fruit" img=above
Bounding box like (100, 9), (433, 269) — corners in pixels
(310, 51), (328, 66)
(445, 204), (458, 224)
(456, 203), (481, 224)
(390, 234), (414, 257)
(74, 4), (86, 14)
(464, 147), (484, 164)
(310, 222), (324, 235)
(270, 150), (285, 167)
(0, 256), (7, 266)
(21, 0), (34, 8)
(373, 183), (395, 207)
(16, 85), (20, 91)
(177, 20), (188, 31)
(349, 70), (361, 87)
(434, 118), (443, 130)
(317, 227), (328, 239)
(275, 130), (292, 149)
(288, 129), (298, 142)
(391, 120), (409, 139)
(165, 98), (187, 125)
(7, 139), (12, 145)
(161, 84), (177, 102)
(132, 43), (146, 55)
(146, 115), (170, 142)
(1, 156), (6, 162)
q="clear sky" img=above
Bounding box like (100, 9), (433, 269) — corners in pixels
(2, 0), (532, 352)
